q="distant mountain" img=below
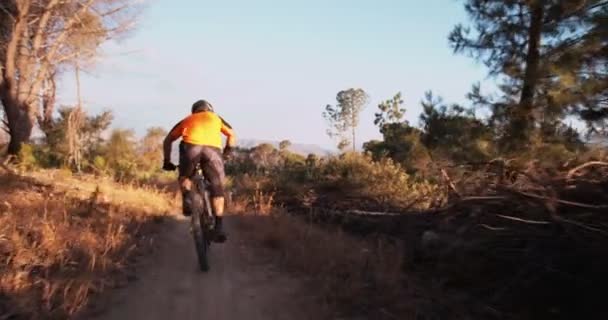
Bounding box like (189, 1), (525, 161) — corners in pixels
(237, 139), (333, 156)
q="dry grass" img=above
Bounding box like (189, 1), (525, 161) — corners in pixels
(232, 206), (416, 319)
(0, 169), (176, 319)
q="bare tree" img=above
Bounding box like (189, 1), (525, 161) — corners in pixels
(0, 0), (141, 155)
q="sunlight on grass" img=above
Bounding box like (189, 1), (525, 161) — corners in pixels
(0, 170), (178, 319)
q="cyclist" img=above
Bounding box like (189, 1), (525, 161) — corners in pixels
(162, 100), (235, 242)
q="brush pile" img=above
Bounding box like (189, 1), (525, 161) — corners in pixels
(287, 159), (608, 319)
(409, 159), (608, 319)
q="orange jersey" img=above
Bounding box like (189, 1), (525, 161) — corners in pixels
(168, 112), (236, 148)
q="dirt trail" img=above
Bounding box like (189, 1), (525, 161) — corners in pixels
(83, 216), (322, 320)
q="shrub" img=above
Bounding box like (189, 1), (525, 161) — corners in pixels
(317, 152), (439, 209)
(92, 155), (108, 174)
(230, 151), (441, 211)
(17, 144), (39, 170)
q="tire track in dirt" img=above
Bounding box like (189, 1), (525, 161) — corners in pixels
(82, 216), (322, 320)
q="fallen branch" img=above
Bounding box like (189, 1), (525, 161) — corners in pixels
(479, 224), (508, 231)
(566, 161), (608, 179)
(553, 215), (608, 236)
(0, 156), (17, 175)
(433, 196), (507, 214)
(347, 209), (401, 216)
(441, 168), (461, 198)
(512, 189), (608, 210)
(460, 196), (506, 202)
(495, 214), (551, 225)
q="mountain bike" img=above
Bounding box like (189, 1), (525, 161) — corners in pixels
(186, 164), (216, 272)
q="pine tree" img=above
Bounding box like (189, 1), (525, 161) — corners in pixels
(450, 0), (608, 149)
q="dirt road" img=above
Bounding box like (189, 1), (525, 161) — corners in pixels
(84, 216), (322, 320)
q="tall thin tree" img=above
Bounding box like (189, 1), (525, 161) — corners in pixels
(323, 88), (369, 151)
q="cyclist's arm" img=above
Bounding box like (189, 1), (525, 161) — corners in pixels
(163, 120), (184, 162)
(220, 117), (236, 147)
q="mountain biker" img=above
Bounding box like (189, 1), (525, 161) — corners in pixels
(162, 100), (235, 242)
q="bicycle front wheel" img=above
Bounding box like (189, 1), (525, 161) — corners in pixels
(190, 191), (210, 272)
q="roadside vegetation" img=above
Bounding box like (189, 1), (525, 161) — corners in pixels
(0, 170), (175, 319)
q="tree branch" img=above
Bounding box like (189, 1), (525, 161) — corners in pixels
(544, 1), (608, 28)
(16, 15), (33, 103)
(91, 2), (133, 18)
(495, 214), (551, 225)
(567, 161), (608, 179)
(3, 2), (30, 98)
(0, 4), (16, 22)
(25, 0), (97, 104)
(31, 0), (61, 56)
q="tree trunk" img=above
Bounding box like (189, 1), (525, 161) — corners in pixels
(39, 74), (57, 133)
(509, 1), (544, 149)
(352, 126), (356, 152)
(6, 115), (33, 155)
(2, 95), (34, 155)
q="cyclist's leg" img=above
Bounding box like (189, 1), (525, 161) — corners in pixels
(178, 142), (203, 216)
(199, 146), (227, 238)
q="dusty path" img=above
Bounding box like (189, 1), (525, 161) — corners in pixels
(83, 216), (322, 320)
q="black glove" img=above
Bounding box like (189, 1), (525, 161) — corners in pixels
(223, 146), (234, 159)
(162, 161), (177, 171)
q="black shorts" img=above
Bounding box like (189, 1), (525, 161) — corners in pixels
(179, 142), (225, 197)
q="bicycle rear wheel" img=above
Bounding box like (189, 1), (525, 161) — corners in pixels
(190, 191), (210, 272)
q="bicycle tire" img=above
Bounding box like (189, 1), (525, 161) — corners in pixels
(190, 191), (210, 272)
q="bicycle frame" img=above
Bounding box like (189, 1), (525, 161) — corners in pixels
(188, 165), (215, 271)
(191, 168), (215, 229)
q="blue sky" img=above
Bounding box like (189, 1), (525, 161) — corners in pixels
(57, 0), (491, 149)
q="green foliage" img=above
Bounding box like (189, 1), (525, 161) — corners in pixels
(374, 92), (406, 129)
(22, 106), (175, 183)
(138, 127), (167, 173)
(367, 91), (494, 171)
(419, 91), (495, 162)
(103, 129), (138, 180)
(92, 155), (108, 174)
(17, 144), (39, 170)
(40, 106), (113, 168)
(450, 0), (608, 148)
(317, 153), (438, 209)
(279, 140), (292, 151)
(229, 145), (440, 211)
(364, 123), (431, 174)
(81, 110), (114, 159)
(323, 88), (369, 151)
(282, 152), (306, 167)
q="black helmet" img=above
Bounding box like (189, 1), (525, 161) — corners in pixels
(192, 100), (214, 113)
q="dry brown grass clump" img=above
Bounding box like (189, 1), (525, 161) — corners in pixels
(0, 170), (176, 319)
(233, 208), (417, 319)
